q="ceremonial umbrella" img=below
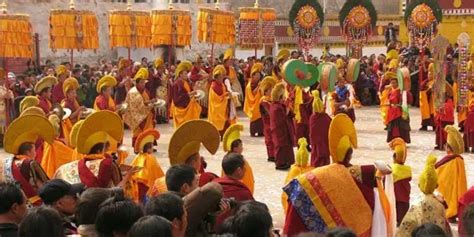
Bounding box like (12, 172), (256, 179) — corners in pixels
(108, 0), (151, 60)
(238, 0), (276, 58)
(49, 0), (99, 64)
(197, 0), (235, 65)
(151, 0), (191, 66)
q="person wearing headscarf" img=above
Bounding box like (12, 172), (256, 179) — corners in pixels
(35, 76), (58, 114)
(243, 63), (264, 137)
(208, 65), (235, 135)
(396, 155), (451, 237)
(419, 63), (436, 131)
(435, 125), (467, 221)
(389, 138), (412, 225)
(386, 73), (411, 143)
(94, 75), (118, 112)
(259, 76), (277, 162)
(51, 65), (69, 103)
(309, 90), (331, 167)
(170, 61), (202, 129)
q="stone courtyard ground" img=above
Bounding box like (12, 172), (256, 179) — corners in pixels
(1, 106), (473, 231)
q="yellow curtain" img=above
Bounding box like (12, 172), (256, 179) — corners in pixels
(49, 10), (99, 50)
(197, 8), (235, 44)
(151, 10), (191, 46)
(109, 11), (151, 49)
(0, 15), (33, 58)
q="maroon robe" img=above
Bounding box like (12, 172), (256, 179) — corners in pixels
(386, 88), (411, 143)
(309, 112), (331, 167)
(290, 90), (312, 143)
(435, 99), (455, 149)
(51, 81), (65, 104)
(394, 177), (411, 225)
(94, 94), (114, 111)
(145, 68), (161, 99)
(171, 80), (191, 109)
(260, 99), (275, 159)
(115, 68), (133, 105)
(37, 95), (52, 114)
(78, 156), (115, 188)
(463, 109), (474, 151)
(458, 186), (474, 236)
(270, 101), (296, 168)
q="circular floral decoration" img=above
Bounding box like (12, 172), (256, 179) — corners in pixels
(410, 3), (436, 29)
(346, 6), (371, 29)
(296, 5), (319, 30)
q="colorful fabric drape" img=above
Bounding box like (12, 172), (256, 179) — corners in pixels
(197, 8), (235, 45)
(49, 10), (99, 50)
(109, 11), (151, 49)
(151, 10), (191, 46)
(0, 14), (33, 58)
(238, 8), (276, 48)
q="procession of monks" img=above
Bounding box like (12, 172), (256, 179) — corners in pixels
(0, 41), (474, 237)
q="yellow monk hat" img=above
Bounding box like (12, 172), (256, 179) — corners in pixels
(34, 76), (58, 94)
(445, 125), (464, 155)
(336, 58), (344, 69)
(154, 58), (164, 68)
(48, 114), (61, 137)
(19, 96), (39, 113)
(418, 155), (438, 195)
(134, 129), (160, 153)
(388, 59), (399, 70)
(389, 138), (407, 164)
(63, 77), (80, 96)
(168, 120), (220, 166)
(271, 82), (286, 102)
(251, 63), (264, 76)
(222, 124), (243, 152)
(386, 49), (399, 61)
(96, 75), (117, 93)
(21, 106), (46, 117)
(296, 138), (309, 167)
(312, 90), (324, 113)
(259, 76), (277, 94)
(175, 61), (193, 79)
(329, 114), (357, 163)
(4, 115), (55, 154)
(56, 65), (69, 77)
(69, 120), (84, 149)
(223, 48), (234, 61)
(384, 71), (397, 80)
(213, 65), (227, 78)
(133, 67), (149, 81)
(277, 49), (290, 62)
(76, 111), (124, 154)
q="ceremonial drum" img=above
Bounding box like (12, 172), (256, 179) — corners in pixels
(193, 78), (209, 108)
(318, 62), (337, 92)
(346, 59), (360, 82)
(397, 67), (411, 91)
(156, 75), (169, 117)
(282, 59), (319, 88)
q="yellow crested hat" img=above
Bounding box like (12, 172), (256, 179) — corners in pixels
(48, 114), (61, 137)
(63, 77), (80, 95)
(154, 58), (164, 68)
(384, 71), (397, 80)
(312, 90), (324, 113)
(20, 106), (46, 117)
(56, 65), (69, 77)
(271, 82), (286, 102)
(336, 58), (344, 69)
(388, 59), (399, 70)
(222, 124), (243, 152)
(224, 48), (234, 61)
(34, 76), (58, 94)
(168, 120), (220, 166)
(134, 129), (160, 153)
(389, 138), (407, 164)
(96, 75), (117, 93)
(76, 111), (124, 154)
(69, 120), (84, 149)
(259, 76), (277, 94)
(133, 67), (149, 81)
(277, 49), (290, 62)
(4, 115), (55, 154)
(445, 125), (464, 155)
(295, 137), (309, 167)
(175, 61), (193, 79)
(251, 63), (264, 76)
(329, 114), (357, 163)
(418, 155), (438, 195)
(213, 65), (227, 78)
(387, 49), (399, 62)
(19, 96), (39, 113)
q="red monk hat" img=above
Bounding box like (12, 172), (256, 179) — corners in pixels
(134, 129), (160, 154)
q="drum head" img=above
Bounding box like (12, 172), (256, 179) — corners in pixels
(318, 62), (337, 92)
(346, 59), (360, 82)
(282, 59), (309, 87)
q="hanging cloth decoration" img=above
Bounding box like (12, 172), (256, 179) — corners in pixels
(289, 0), (324, 56)
(456, 33), (470, 108)
(404, 0), (442, 49)
(0, 14), (33, 58)
(197, 7), (235, 45)
(49, 10), (99, 51)
(238, 7), (276, 49)
(108, 10), (151, 49)
(151, 9), (192, 47)
(339, 0), (377, 59)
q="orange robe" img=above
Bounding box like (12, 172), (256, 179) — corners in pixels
(244, 81), (263, 135)
(41, 139), (74, 178)
(435, 154), (468, 219)
(129, 153), (164, 203)
(208, 81), (230, 131)
(94, 94), (116, 111)
(171, 80), (202, 129)
(61, 98), (81, 146)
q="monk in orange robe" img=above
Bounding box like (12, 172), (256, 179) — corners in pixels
(244, 63), (264, 137)
(170, 61), (202, 129)
(435, 125), (468, 220)
(61, 77), (85, 146)
(94, 75), (117, 112)
(259, 77), (276, 161)
(208, 65), (233, 135)
(309, 90), (331, 167)
(419, 63), (435, 131)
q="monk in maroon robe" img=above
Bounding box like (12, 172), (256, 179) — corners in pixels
(289, 88), (313, 143)
(463, 104), (474, 153)
(386, 78), (411, 143)
(458, 186), (474, 236)
(260, 91), (275, 161)
(435, 98), (454, 150)
(309, 91), (331, 167)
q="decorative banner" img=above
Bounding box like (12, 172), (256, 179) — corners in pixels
(404, 0), (442, 49)
(289, 0), (324, 55)
(49, 10), (99, 51)
(108, 10), (152, 49)
(197, 8), (235, 45)
(151, 9), (192, 47)
(0, 14), (33, 58)
(429, 35), (450, 111)
(238, 7), (276, 49)
(457, 32), (470, 107)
